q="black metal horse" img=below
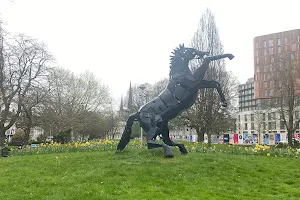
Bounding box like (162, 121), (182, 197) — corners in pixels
(117, 44), (234, 157)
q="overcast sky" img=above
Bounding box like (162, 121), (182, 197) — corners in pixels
(1, 0), (299, 103)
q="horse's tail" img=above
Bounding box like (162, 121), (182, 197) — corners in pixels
(117, 112), (139, 150)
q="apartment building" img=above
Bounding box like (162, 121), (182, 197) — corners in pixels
(234, 29), (300, 144)
(238, 78), (257, 111)
(253, 29), (300, 99)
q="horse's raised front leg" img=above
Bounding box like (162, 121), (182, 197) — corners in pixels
(161, 122), (188, 155)
(198, 80), (227, 107)
(205, 53), (234, 62)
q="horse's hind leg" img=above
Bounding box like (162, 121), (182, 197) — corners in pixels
(161, 122), (188, 155)
(117, 114), (136, 150)
(142, 117), (174, 158)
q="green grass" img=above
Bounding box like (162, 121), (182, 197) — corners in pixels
(1, 148), (300, 200)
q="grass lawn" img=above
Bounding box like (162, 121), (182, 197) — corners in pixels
(1, 148), (300, 200)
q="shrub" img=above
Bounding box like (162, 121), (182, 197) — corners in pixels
(10, 128), (25, 142)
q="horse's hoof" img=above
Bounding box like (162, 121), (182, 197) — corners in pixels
(163, 146), (174, 158)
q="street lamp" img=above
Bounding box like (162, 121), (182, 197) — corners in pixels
(138, 84), (147, 146)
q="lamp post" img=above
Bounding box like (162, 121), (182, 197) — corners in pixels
(138, 84), (147, 146)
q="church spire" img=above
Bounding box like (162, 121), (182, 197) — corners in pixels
(127, 81), (133, 111)
(119, 95), (124, 111)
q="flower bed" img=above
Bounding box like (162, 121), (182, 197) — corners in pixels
(8, 139), (300, 158)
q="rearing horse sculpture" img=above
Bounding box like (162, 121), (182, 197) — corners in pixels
(117, 44), (234, 157)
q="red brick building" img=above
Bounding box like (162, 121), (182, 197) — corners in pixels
(253, 29), (300, 99)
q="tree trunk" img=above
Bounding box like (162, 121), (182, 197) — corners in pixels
(23, 108), (33, 144)
(288, 109), (294, 147)
(24, 126), (31, 144)
(288, 129), (293, 147)
(196, 127), (205, 142)
(0, 125), (6, 147)
(207, 132), (212, 147)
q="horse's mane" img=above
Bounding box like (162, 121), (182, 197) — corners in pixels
(169, 44), (191, 78)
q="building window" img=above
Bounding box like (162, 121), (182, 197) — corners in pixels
(277, 38), (281, 46)
(291, 54), (294, 60)
(278, 46), (281, 53)
(280, 121), (285, 129)
(264, 48), (267, 56)
(269, 40), (273, 46)
(245, 123), (248, 130)
(269, 47), (274, 54)
(295, 111), (299, 119)
(256, 42), (259, 48)
(264, 82), (268, 88)
(272, 122), (277, 130)
(264, 65), (268, 72)
(285, 46), (288, 52)
(244, 115), (247, 122)
(264, 90), (268, 97)
(264, 40), (267, 47)
(268, 122), (272, 130)
(251, 123), (254, 130)
(238, 115), (241, 122)
(271, 57), (274, 63)
(256, 57), (259, 65)
(272, 112), (276, 119)
(268, 113), (271, 120)
(292, 43), (296, 51)
(285, 37), (288, 44)
(251, 114), (254, 121)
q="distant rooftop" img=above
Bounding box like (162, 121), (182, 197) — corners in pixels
(254, 29), (300, 39)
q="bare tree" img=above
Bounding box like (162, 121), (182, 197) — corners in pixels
(149, 78), (169, 98)
(39, 68), (112, 139)
(103, 106), (120, 139)
(181, 8), (238, 146)
(267, 53), (300, 146)
(18, 84), (51, 143)
(253, 110), (265, 140)
(0, 30), (53, 147)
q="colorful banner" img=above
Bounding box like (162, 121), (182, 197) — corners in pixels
(238, 134), (243, 144)
(233, 134), (238, 144)
(264, 134), (269, 145)
(280, 133), (287, 143)
(269, 133), (275, 145)
(253, 134), (259, 143)
(275, 133), (280, 144)
(223, 134), (229, 143)
(229, 134), (234, 144)
(243, 133), (249, 143)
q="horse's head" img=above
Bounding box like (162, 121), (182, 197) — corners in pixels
(169, 44), (210, 77)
